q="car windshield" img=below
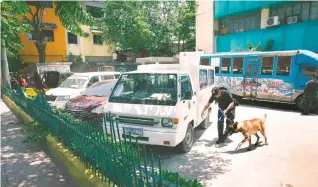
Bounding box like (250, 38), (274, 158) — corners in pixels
(109, 73), (178, 106)
(82, 81), (116, 97)
(59, 77), (87, 89)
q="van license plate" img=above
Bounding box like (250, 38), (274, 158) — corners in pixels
(124, 127), (143, 136)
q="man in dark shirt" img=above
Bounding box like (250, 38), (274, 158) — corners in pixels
(201, 87), (236, 144)
(302, 75), (318, 115)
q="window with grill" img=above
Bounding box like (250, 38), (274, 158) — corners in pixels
(276, 56), (292, 76)
(270, 2), (318, 23)
(233, 57), (243, 74)
(68, 32), (78, 44)
(221, 58), (231, 73)
(261, 57), (274, 75)
(219, 12), (261, 35)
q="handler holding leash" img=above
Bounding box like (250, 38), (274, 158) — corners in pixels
(201, 87), (237, 144)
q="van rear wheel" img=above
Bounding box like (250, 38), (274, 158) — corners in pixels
(177, 124), (194, 153)
(296, 95), (305, 112)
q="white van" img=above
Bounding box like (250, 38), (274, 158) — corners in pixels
(45, 72), (121, 109)
(93, 52), (215, 152)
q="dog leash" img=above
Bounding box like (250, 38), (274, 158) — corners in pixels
(218, 108), (234, 123)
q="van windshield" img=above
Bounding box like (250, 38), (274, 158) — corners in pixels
(59, 77), (87, 89)
(109, 73), (178, 106)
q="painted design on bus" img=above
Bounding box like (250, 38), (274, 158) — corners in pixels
(215, 76), (294, 96)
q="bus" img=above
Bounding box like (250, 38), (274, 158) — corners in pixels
(199, 50), (318, 111)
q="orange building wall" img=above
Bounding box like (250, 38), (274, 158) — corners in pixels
(19, 4), (67, 63)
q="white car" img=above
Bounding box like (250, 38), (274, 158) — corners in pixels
(45, 72), (121, 109)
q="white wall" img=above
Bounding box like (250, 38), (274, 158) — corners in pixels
(196, 0), (215, 54)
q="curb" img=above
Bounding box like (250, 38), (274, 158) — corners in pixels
(3, 96), (109, 187)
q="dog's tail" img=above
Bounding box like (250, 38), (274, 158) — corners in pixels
(261, 113), (267, 123)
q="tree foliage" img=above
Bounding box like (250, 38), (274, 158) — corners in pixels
(1, 0), (32, 57)
(101, 1), (196, 57)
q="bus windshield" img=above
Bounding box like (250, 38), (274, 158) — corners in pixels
(109, 73), (178, 106)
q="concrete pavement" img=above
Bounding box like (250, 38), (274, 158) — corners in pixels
(1, 100), (77, 187)
(154, 102), (318, 187)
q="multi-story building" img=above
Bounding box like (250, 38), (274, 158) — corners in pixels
(19, 1), (68, 65)
(67, 1), (114, 63)
(196, 1), (318, 53)
(19, 1), (114, 70)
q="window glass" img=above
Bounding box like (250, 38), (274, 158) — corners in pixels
(68, 32), (78, 44)
(199, 70), (208, 89)
(82, 82), (116, 97)
(93, 35), (103, 45)
(215, 67), (220, 74)
(86, 5), (103, 18)
(310, 2), (318, 20)
(302, 66), (318, 77)
(201, 58), (209, 65)
(87, 76), (99, 87)
(276, 56), (292, 76)
(101, 75), (114, 80)
(293, 4), (301, 15)
(218, 12), (261, 35)
(208, 70), (214, 86)
(233, 57), (243, 74)
(114, 74), (120, 79)
(261, 57), (274, 75)
(301, 2), (310, 21)
(181, 75), (193, 99)
(221, 58), (231, 73)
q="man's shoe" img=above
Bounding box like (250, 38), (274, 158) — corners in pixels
(216, 139), (224, 144)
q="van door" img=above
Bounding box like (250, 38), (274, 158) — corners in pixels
(243, 56), (260, 98)
(180, 74), (197, 127)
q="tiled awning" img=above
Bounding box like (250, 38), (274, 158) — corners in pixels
(29, 22), (57, 29)
(90, 28), (103, 34)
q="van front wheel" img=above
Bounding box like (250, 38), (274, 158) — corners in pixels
(296, 95), (305, 112)
(177, 124), (194, 153)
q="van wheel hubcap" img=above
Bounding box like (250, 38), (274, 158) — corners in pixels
(185, 129), (193, 147)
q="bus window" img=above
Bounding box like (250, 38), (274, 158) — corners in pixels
(221, 58), (231, 73)
(199, 69), (208, 89)
(276, 56), (292, 76)
(302, 66), (318, 77)
(208, 70), (214, 86)
(261, 57), (274, 75)
(233, 57), (243, 74)
(201, 58), (209, 65)
(215, 66), (220, 74)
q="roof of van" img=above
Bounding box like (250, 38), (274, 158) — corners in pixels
(72, 72), (121, 77)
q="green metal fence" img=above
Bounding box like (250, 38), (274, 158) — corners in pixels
(4, 83), (202, 187)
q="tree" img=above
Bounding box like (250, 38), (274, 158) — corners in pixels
(22, 1), (95, 63)
(101, 1), (179, 57)
(173, 1), (196, 53)
(1, 0), (32, 87)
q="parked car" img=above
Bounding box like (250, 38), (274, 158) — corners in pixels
(64, 79), (117, 120)
(45, 72), (121, 109)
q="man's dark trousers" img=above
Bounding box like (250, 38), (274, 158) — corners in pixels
(304, 93), (318, 114)
(217, 109), (235, 140)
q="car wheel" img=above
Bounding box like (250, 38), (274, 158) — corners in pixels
(177, 124), (194, 153)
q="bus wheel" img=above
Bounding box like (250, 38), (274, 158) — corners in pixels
(200, 109), (211, 129)
(177, 124), (194, 153)
(296, 95), (305, 111)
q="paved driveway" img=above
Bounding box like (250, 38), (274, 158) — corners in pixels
(153, 102), (318, 187)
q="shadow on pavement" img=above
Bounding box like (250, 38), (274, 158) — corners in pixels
(1, 111), (76, 187)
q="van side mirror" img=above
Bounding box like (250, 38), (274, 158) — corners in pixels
(182, 91), (192, 100)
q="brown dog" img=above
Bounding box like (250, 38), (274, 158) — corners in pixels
(224, 114), (268, 151)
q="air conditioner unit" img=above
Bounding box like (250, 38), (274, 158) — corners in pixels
(287, 16), (299, 24)
(266, 16), (280, 27)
